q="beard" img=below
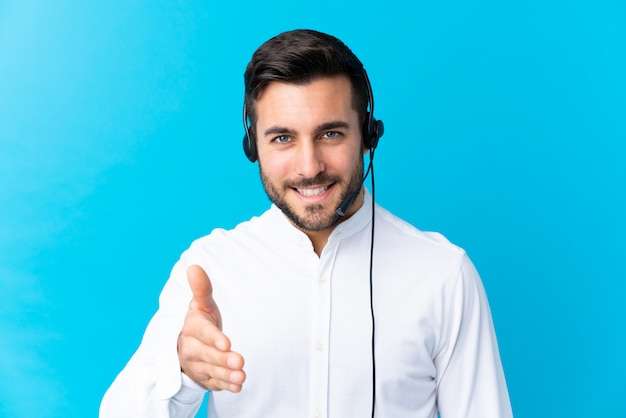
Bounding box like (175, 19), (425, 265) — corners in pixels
(259, 158), (364, 232)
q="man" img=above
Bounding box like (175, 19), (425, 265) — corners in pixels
(101, 29), (512, 417)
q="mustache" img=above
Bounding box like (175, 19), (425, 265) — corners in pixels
(285, 174), (341, 189)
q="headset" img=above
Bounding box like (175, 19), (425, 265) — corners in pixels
(242, 68), (384, 418)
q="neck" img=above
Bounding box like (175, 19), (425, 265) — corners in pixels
(307, 230), (330, 257)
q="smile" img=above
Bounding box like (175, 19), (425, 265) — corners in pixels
(296, 185), (331, 197)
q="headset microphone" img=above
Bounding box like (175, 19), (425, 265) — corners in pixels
(336, 189), (361, 217)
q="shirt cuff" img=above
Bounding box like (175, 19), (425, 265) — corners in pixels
(155, 336), (206, 403)
(177, 372), (208, 403)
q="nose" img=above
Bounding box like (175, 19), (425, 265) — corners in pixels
(295, 140), (325, 178)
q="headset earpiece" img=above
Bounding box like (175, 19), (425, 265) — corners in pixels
(242, 106), (258, 162)
(363, 116), (384, 150)
(243, 132), (257, 162)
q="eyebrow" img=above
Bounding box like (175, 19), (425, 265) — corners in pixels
(263, 120), (351, 137)
(263, 126), (297, 137)
(316, 121), (351, 132)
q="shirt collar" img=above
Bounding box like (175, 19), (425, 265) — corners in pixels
(266, 188), (373, 246)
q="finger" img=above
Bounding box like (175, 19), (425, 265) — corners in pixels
(181, 309), (230, 351)
(195, 343), (245, 371)
(201, 360), (246, 388)
(179, 338), (246, 391)
(187, 265), (222, 329)
(182, 331), (244, 370)
(201, 361), (247, 392)
(206, 369), (246, 393)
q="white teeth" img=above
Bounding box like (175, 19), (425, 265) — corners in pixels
(297, 186), (328, 196)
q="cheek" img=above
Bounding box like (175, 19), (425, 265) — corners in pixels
(259, 153), (292, 181)
(336, 147), (364, 173)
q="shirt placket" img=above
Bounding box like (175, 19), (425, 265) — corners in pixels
(308, 241), (338, 418)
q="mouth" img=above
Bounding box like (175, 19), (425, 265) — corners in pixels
(295, 185), (331, 197)
(290, 181), (337, 201)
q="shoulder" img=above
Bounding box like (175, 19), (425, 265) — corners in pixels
(189, 206), (276, 249)
(372, 204), (476, 297)
(372, 205), (485, 317)
(375, 204), (466, 260)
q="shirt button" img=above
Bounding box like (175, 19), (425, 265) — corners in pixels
(315, 341), (325, 351)
(319, 275), (328, 284)
(314, 409), (323, 418)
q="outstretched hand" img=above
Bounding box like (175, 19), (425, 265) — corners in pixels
(177, 265), (246, 392)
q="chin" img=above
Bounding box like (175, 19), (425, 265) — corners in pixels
(283, 202), (342, 232)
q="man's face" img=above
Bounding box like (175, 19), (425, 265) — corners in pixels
(254, 76), (365, 233)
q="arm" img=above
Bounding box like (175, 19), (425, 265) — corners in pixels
(434, 255), (513, 418)
(100, 258), (245, 418)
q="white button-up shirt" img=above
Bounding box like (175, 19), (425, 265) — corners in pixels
(101, 191), (512, 417)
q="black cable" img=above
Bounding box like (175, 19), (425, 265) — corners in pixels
(369, 148), (376, 418)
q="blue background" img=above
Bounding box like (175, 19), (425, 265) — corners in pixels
(1, 1), (624, 417)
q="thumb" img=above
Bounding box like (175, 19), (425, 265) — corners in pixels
(187, 264), (222, 329)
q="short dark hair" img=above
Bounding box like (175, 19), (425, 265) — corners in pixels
(243, 29), (369, 129)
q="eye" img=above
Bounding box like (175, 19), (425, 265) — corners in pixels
(322, 131), (341, 139)
(273, 135), (290, 144)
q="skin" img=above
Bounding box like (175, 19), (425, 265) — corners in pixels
(178, 75), (367, 392)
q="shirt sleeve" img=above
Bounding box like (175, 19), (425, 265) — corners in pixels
(99, 254), (207, 418)
(434, 254), (513, 418)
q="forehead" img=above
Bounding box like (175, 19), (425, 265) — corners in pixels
(254, 76), (357, 125)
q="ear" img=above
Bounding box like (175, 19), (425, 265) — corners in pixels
(362, 144), (370, 155)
